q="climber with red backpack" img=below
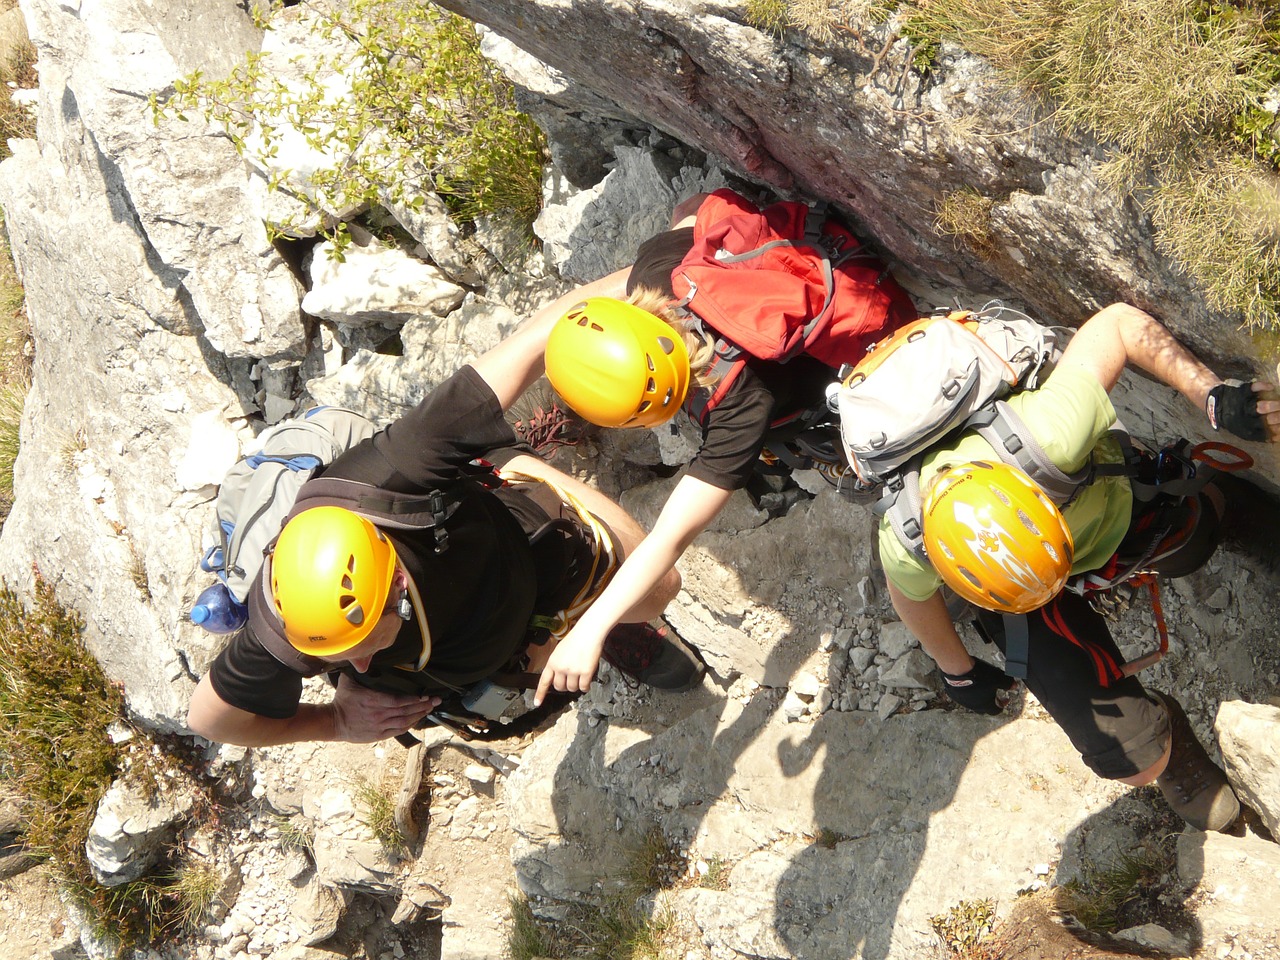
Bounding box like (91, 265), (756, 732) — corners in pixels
(852, 301), (1279, 831)
(488, 187), (916, 705)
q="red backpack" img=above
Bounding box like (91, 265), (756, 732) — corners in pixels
(671, 189), (916, 424)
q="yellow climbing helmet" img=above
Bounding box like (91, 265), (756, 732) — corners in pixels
(270, 506), (398, 657)
(921, 460), (1074, 614)
(545, 297), (691, 428)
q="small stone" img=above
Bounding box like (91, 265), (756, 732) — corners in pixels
(782, 690), (810, 722)
(792, 671), (822, 699)
(462, 763), (495, 786)
(876, 693), (903, 721)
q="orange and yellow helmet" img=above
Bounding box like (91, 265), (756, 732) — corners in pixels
(545, 297), (691, 428)
(270, 506), (398, 657)
(922, 460), (1074, 614)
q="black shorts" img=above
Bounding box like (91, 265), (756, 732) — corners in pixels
(974, 598), (1170, 780)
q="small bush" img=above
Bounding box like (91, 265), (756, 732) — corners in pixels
(159, 0), (546, 239)
(930, 898), (997, 958)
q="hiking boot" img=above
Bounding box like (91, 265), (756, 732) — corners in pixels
(1154, 693), (1240, 832)
(600, 621), (705, 692)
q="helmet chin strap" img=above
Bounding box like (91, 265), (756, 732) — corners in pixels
(396, 565), (433, 670)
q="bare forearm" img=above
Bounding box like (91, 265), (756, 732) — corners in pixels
(472, 267), (632, 411)
(886, 581), (973, 675)
(1066, 303), (1220, 407)
(189, 680), (337, 747)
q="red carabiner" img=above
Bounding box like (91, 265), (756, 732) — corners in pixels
(1190, 441), (1253, 473)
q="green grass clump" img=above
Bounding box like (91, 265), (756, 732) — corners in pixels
(354, 774), (407, 854)
(746, 0), (792, 35)
(1148, 152), (1280, 329)
(0, 577), (137, 936)
(0, 210), (31, 523)
(507, 828), (687, 959)
(1055, 850), (1169, 932)
(934, 187), (998, 256)
(0, 577), (207, 947)
(158, 0), (546, 246)
(0, 10), (37, 161)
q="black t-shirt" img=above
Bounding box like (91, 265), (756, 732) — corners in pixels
(628, 229), (835, 491)
(208, 366), (575, 718)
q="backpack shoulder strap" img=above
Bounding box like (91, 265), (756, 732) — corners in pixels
(292, 476), (468, 554)
(968, 401), (1093, 506)
(875, 461), (929, 560)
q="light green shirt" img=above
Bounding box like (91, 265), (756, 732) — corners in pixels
(880, 365), (1133, 601)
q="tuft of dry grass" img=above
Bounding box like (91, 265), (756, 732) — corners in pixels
(934, 188), (998, 256)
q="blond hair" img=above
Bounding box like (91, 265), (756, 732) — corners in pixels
(626, 286), (719, 389)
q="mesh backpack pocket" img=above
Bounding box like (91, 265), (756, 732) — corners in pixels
(202, 407), (379, 603)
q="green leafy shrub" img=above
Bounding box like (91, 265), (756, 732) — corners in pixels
(158, 0), (545, 245)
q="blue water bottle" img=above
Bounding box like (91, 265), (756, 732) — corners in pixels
(189, 582), (248, 634)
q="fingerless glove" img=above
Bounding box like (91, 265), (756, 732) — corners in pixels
(939, 658), (1016, 716)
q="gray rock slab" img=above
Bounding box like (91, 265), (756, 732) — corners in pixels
(1216, 700), (1280, 838)
(1177, 830), (1280, 949)
(507, 693), (1118, 958)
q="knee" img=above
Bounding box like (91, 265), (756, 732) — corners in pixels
(656, 566), (682, 606)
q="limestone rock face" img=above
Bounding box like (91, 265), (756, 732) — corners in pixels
(443, 0), (1276, 469)
(85, 776), (196, 886)
(1217, 700), (1280, 838)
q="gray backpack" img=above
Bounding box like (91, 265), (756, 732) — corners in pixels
(201, 407), (379, 603)
(834, 304), (1096, 558)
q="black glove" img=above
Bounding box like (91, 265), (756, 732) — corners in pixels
(939, 658), (1015, 715)
(1206, 381), (1266, 442)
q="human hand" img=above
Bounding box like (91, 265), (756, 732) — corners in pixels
(939, 658), (1016, 716)
(1206, 380), (1280, 443)
(329, 673), (439, 743)
(534, 628), (605, 706)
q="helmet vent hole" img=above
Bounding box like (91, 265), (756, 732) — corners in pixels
(637, 400), (651, 413)
(1043, 542), (1062, 562)
(647, 354), (656, 372)
(1016, 510), (1041, 535)
(646, 377), (656, 393)
(662, 387), (674, 405)
(590, 322), (604, 332)
(339, 594), (357, 610)
(341, 574), (354, 590)
(993, 488), (1012, 507)
(346, 556), (356, 573)
(958, 566), (982, 589)
(657, 336), (676, 355)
